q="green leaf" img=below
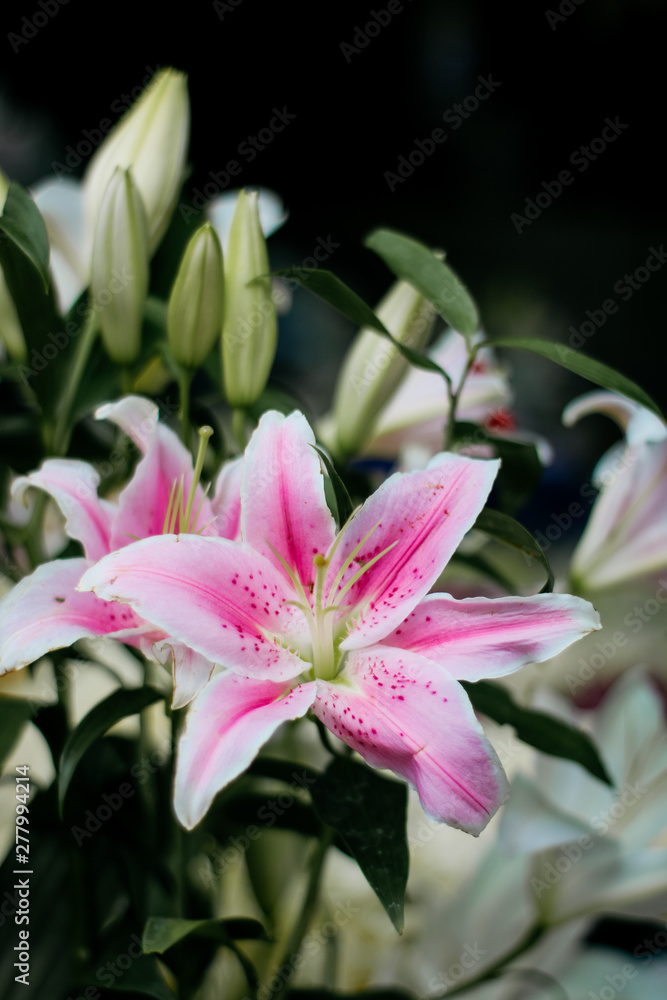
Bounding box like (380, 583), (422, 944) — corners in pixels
(58, 686), (164, 814)
(364, 228), (479, 336)
(454, 422), (543, 515)
(310, 757), (409, 933)
(0, 182), (50, 290)
(142, 915), (269, 954)
(312, 445), (354, 526)
(272, 266), (447, 379)
(489, 337), (664, 422)
(84, 955), (176, 999)
(474, 508), (554, 593)
(0, 697), (34, 767)
(462, 679), (613, 785)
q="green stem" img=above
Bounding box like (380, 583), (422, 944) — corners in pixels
(170, 707), (187, 919)
(52, 309), (98, 456)
(21, 491), (47, 569)
(232, 408), (247, 452)
(267, 826), (335, 1000)
(178, 367), (194, 451)
(442, 344), (478, 452)
(437, 923), (546, 998)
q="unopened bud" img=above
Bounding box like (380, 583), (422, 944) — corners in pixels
(328, 280), (436, 457)
(84, 67), (190, 253)
(168, 223), (224, 369)
(91, 168), (149, 365)
(221, 190), (277, 407)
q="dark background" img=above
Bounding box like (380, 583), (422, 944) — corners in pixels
(1, 0), (665, 510)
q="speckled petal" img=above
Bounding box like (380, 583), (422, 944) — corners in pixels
(174, 672), (316, 828)
(241, 411), (336, 592)
(382, 592), (601, 681)
(329, 452), (499, 650)
(78, 534), (309, 680)
(314, 645), (508, 835)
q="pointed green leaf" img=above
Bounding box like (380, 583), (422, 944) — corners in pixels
(474, 508), (554, 593)
(310, 756), (409, 933)
(312, 445), (354, 526)
(58, 686), (164, 814)
(462, 679), (613, 785)
(271, 267), (448, 379)
(454, 422), (543, 515)
(0, 182), (50, 289)
(0, 697), (34, 767)
(489, 338), (664, 421)
(142, 916), (269, 954)
(364, 228), (479, 336)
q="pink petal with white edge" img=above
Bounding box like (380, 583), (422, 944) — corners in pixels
(109, 418), (216, 548)
(0, 559), (141, 674)
(314, 646), (508, 834)
(211, 456), (243, 540)
(96, 395), (159, 452)
(382, 592), (601, 681)
(78, 534), (309, 680)
(174, 672), (316, 828)
(153, 638), (215, 709)
(242, 411), (336, 591)
(12, 459), (114, 561)
(330, 453), (499, 650)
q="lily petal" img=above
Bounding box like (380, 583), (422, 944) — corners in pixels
(242, 411), (336, 590)
(211, 456), (244, 540)
(174, 672), (315, 829)
(78, 534), (309, 680)
(381, 592), (600, 681)
(0, 559), (140, 674)
(96, 394), (159, 452)
(12, 460), (113, 561)
(314, 645), (508, 834)
(332, 453), (499, 649)
(153, 639), (216, 710)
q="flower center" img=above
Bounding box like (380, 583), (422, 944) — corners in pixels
(162, 425), (214, 535)
(267, 521), (397, 682)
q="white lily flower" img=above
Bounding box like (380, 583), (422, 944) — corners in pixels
(498, 669), (667, 925)
(565, 391), (667, 592)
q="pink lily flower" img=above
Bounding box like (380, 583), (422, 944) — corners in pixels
(79, 410), (600, 832)
(0, 395), (242, 708)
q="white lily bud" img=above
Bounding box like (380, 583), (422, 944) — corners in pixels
(328, 280), (436, 458)
(83, 68), (189, 254)
(221, 190), (277, 408)
(167, 223), (224, 369)
(91, 168), (149, 365)
(0, 171), (27, 361)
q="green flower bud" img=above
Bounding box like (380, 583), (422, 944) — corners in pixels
(168, 223), (224, 369)
(0, 172), (26, 362)
(91, 167), (149, 365)
(221, 190), (277, 408)
(84, 68), (190, 254)
(327, 280), (436, 458)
